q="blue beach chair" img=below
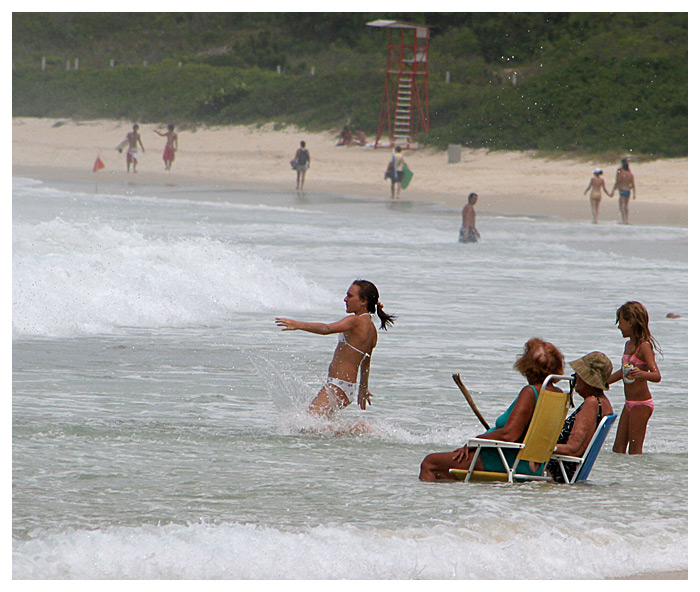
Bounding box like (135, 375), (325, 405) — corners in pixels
(449, 374), (573, 484)
(548, 413), (617, 484)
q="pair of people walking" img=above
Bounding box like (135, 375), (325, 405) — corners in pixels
(117, 123), (178, 172)
(584, 159), (636, 224)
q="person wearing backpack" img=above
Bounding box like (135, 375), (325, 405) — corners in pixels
(292, 140), (311, 191)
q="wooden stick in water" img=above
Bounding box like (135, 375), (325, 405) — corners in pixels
(452, 373), (490, 430)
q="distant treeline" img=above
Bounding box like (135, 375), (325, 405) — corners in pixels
(12, 12), (688, 157)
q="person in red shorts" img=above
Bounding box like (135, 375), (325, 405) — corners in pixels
(154, 124), (178, 171)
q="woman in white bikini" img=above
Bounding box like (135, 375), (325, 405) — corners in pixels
(275, 280), (395, 417)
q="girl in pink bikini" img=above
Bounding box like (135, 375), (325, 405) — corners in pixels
(609, 301), (662, 454)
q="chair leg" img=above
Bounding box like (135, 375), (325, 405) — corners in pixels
(498, 449), (514, 483)
(560, 460), (571, 484)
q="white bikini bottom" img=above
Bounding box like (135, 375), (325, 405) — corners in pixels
(326, 377), (356, 401)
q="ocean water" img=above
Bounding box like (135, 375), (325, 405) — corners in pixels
(12, 176), (688, 579)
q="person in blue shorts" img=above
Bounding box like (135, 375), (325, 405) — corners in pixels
(611, 158), (636, 224)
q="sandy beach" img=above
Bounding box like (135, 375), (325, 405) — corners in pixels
(12, 118), (687, 226)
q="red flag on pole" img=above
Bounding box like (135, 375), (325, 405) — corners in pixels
(93, 155), (105, 172)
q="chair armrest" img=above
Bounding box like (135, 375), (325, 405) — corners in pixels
(549, 453), (582, 463)
(467, 438), (524, 450)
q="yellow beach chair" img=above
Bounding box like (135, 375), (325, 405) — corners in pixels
(450, 374), (572, 483)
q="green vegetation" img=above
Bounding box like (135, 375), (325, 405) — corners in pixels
(12, 12), (687, 157)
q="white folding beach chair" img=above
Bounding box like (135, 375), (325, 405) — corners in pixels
(548, 413), (617, 484)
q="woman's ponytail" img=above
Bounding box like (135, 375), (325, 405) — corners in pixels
(376, 300), (396, 331)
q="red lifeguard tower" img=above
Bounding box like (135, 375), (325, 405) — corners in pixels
(367, 20), (430, 148)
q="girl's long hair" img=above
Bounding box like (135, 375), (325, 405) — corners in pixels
(616, 301), (661, 354)
(353, 279), (396, 331)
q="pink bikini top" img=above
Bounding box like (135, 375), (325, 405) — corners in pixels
(622, 342), (647, 368)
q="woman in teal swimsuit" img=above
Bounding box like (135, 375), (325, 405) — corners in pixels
(419, 338), (565, 482)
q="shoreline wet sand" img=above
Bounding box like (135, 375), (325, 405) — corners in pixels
(12, 118), (687, 226)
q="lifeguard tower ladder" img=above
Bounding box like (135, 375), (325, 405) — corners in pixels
(367, 20), (430, 148)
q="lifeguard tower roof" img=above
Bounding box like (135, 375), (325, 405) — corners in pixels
(366, 20), (429, 29)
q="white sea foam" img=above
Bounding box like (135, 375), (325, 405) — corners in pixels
(12, 520), (687, 579)
(13, 217), (332, 338)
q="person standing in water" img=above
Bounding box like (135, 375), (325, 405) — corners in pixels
(275, 280), (395, 417)
(154, 124), (178, 171)
(611, 158), (636, 224)
(583, 168), (611, 224)
(459, 192), (480, 243)
(609, 301), (661, 454)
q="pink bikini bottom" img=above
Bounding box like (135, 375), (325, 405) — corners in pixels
(625, 398), (654, 412)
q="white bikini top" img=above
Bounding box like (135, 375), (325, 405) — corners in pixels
(337, 313), (371, 359)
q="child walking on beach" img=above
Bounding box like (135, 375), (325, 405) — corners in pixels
(609, 301), (661, 454)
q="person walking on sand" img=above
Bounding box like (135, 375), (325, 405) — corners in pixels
(384, 146), (405, 200)
(154, 124), (178, 171)
(292, 141), (311, 191)
(609, 301), (661, 455)
(118, 124), (145, 173)
(611, 158), (636, 224)
(459, 192), (481, 243)
(275, 280), (395, 418)
(583, 168), (611, 224)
